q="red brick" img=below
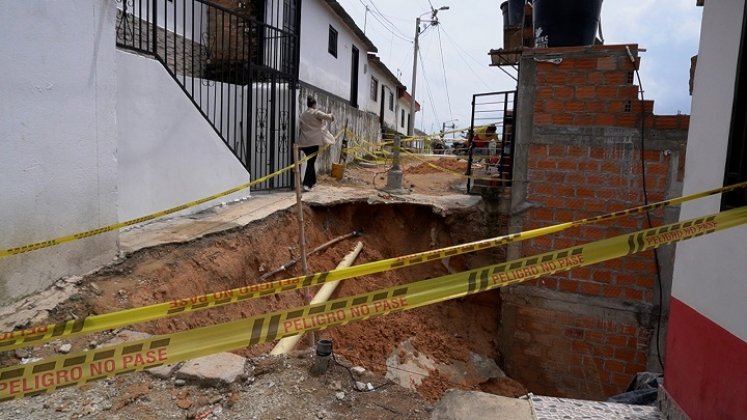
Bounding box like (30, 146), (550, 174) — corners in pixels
(616, 114), (639, 127)
(558, 279), (578, 293)
(565, 100), (585, 112)
(536, 86), (554, 98)
(579, 282), (602, 295)
(623, 288), (645, 301)
(535, 112), (553, 125)
(587, 71), (605, 84)
(602, 286), (622, 298)
(576, 187), (595, 197)
(614, 348), (636, 363)
(601, 161), (622, 173)
(557, 160), (578, 170)
(585, 331), (606, 344)
(552, 86), (574, 99)
(622, 325), (637, 336)
(578, 161), (600, 171)
(574, 114), (595, 126)
(545, 99), (565, 112)
(566, 147), (588, 158)
(575, 86), (595, 99)
(605, 360), (626, 373)
(585, 101), (606, 112)
(546, 72), (568, 84)
(530, 208), (555, 222)
(535, 159), (557, 169)
(608, 101), (625, 113)
(552, 114), (574, 125)
(604, 71), (628, 84)
(597, 86), (618, 98)
(593, 270), (613, 283)
(594, 114), (616, 126)
(597, 56), (618, 70)
(620, 85), (640, 98)
(593, 345), (614, 358)
(568, 73), (587, 84)
(642, 149), (662, 162)
(574, 57), (598, 69)
(608, 334), (628, 347)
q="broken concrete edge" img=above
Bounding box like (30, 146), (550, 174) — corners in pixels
(431, 389), (534, 420)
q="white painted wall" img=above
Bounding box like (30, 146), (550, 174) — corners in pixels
(117, 51), (251, 222)
(365, 64), (402, 133)
(671, 0), (747, 341)
(299, 0), (370, 106)
(0, 1), (119, 304)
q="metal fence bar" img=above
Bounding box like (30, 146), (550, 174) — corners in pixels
(115, 0), (300, 191)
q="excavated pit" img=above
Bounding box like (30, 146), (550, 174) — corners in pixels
(51, 201), (525, 400)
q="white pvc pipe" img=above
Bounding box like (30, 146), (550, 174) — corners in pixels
(270, 241), (364, 355)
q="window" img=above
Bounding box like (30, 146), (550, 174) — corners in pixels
(328, 26), (338, 58)
(389, 92), (394, 111)
(723, 3), (747, 209)
(370, 77), (379, 102)
(401, 109), (405, 128)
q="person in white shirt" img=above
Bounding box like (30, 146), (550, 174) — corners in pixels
(297, 96), (334, 191)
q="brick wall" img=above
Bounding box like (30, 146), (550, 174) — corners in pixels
(502, 44), (689, 400)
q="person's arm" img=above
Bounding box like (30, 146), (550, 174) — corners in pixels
(311, 108), (334, 122)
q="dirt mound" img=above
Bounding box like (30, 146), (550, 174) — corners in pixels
(405, 158), (468, 175)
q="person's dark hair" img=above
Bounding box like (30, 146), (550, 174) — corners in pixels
(307, 96), (317, 108)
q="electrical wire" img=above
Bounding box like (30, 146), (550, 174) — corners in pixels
(440, 25), (518, 83)
(332, 351), (391, 392)
(436, 26), (455, 123)
(417, 48), (441, 125)
(355, 0), (413, 42)
(631, 53), (666, 371)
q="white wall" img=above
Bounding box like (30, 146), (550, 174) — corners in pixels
(365, 65), (402, 133)
(672, 0), (747, 341)
(117, 51), (252, 222)
(299, 0), (370, 106)
(0, 1), (119, 304)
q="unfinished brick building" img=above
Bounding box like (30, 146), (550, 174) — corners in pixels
(494, 43), (690, 399)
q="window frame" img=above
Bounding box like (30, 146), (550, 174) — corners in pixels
(722, 2), (747, 209)
(389, 92), (394, 111)
(328, 26), (338, 58)
(370, 77), (379, 102)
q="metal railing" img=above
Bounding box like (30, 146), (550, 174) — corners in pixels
(467, 91), (517, 192)
(116, 0), (300, 190)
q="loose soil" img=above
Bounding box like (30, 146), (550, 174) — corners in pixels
(1, 157), (526, 418)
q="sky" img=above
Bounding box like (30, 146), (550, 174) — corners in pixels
(334, 0), (703, 135)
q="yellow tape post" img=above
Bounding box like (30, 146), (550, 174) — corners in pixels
(2, 181), (746, 352)
(0, 144), (333, 260)
(2, 206), (746, 401)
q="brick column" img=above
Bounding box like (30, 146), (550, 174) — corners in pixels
(502, 44), (689, 399)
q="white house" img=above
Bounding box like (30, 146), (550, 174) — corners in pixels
(298, 0), (376, 110)
(661, 0), (747, 418)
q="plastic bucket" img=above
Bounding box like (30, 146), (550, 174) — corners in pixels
(331, 163), (345, 180)
(533, 0), (603, 48)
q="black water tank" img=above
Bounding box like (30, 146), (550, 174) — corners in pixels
(533, 0), (603, 47)
(508, 0), (525, 26)
(500, 1), (510, 27)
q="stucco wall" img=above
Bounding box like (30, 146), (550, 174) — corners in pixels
(298, 84), (380, 172)
(671, 0), (747, 341)
(366, 65), (402, 133)
(299, 0), (370, 107)
(117, 51), (251, 222)
(0, 1), (119, 304)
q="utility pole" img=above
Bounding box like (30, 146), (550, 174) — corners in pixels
(408, 17), (421, 137)
(408, 6), (449, 137)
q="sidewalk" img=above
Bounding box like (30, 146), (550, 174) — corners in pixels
(120, 185), (482, 254)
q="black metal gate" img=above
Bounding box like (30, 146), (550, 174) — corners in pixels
(116, 0), (301, 190)
(466, 90), (517, 192)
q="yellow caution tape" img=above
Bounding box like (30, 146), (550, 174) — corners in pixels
(1, 205), (745, 401)
(1, 181), (745, 352)
(0, 144), (333, 260)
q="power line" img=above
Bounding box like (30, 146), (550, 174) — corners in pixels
(436, 26), (454, 122)
(417, 48), (441, 126)
(440, 25), (518, 83)
(355, 0), (413, 42)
